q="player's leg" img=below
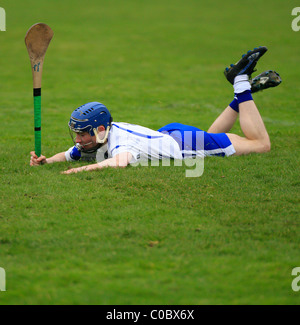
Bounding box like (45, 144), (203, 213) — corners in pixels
(208, 70), (281, 134)
(221, 46), (275, 155)
(226, 99), (270, 155)
(209, 46), (267, 138)
(207, 105), (238, 133)
(226, 76), (271, 156)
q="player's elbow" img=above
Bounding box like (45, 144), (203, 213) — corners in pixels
(117, 161), (129, 168)
(115, 158), (129, 168)
(114, 152), (132, 168)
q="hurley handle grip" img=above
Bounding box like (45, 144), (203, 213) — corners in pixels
(33, 88), (42, 157)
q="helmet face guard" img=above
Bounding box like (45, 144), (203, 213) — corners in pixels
(68, 102), (112, 152)
(68, 128), (98, 153)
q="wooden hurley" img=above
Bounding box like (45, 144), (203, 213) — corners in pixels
(25, 23), (53, 157)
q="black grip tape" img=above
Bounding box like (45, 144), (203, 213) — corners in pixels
(33, 88), (41, 96)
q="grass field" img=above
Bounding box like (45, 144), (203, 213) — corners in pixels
(0, 0), (299, 305)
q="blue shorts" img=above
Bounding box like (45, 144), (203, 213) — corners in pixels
(157, 123), (236, 157)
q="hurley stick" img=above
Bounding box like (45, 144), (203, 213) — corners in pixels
(25, 23), (53, 157)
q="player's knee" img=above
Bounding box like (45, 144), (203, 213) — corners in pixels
(262, 143), (271, 153)
(261, 139), (271, 153)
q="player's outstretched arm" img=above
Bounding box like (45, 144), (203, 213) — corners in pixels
(62, 152), (133, 174)
(30, 151), (66, 166)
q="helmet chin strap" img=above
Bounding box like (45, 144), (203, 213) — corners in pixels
(94, 126), (110, 144)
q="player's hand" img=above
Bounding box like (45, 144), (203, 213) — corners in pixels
(61, 166), (87, 174)
(61, 164), (98, 174)
(30, 151), (47, 166)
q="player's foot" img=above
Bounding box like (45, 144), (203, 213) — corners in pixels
(224, 46), (268, 84)
(250, 70), (282, 93)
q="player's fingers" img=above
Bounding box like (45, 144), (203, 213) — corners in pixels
(37, 155), (46, 162)
(30, 151), (38, 158)
(30, 155), (45, 166)
(30, 157), (38, 166)
(61, 168), (77, 174)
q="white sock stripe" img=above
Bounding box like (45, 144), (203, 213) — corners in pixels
(234, 74), (249, 83)
(233, 80), (251, 94)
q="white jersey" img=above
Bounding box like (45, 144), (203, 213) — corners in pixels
(65, 122), (182, 163)
(108, 122), (182, 163)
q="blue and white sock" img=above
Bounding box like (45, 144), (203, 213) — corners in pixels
(229, 75), (253, 112)
(234, 74), (253, 106)
(229, 95), (239, 113)
(233, 75), (251, 94)
(236, 89), (253, 105)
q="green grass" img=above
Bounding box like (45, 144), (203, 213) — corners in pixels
(0, 0), (299, 304)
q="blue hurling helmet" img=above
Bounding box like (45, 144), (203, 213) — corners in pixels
(68, 102), (113, 152)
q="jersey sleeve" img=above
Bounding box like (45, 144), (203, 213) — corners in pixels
(65, 146), (98, 162)
(65, 146), (81, 161)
